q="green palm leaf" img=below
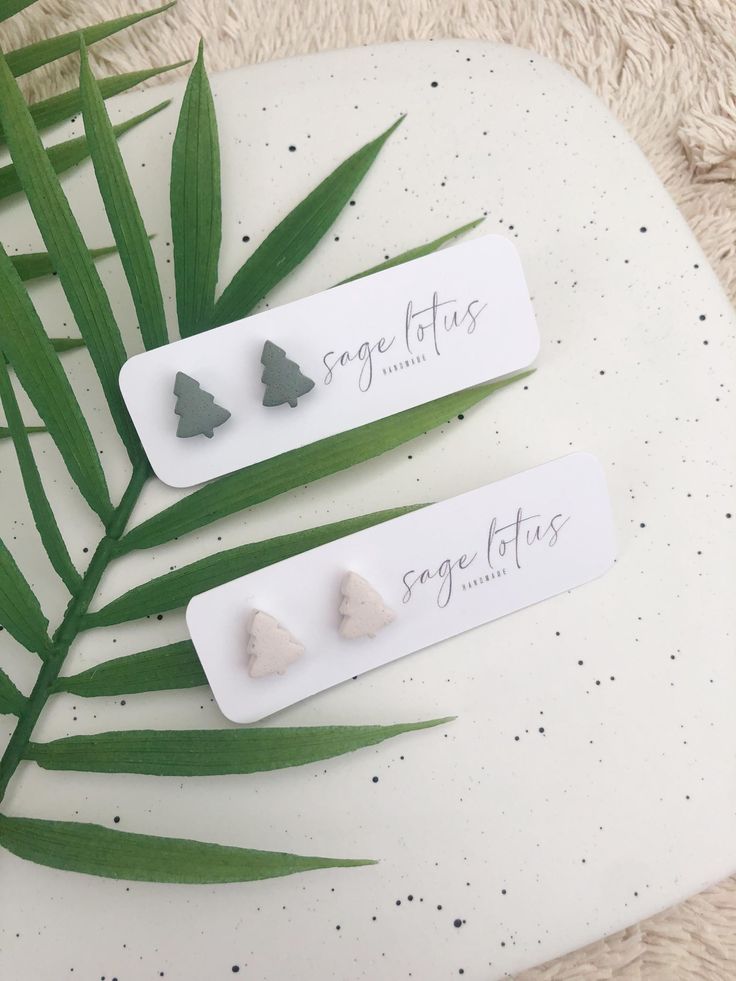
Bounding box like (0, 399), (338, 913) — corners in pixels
(171, 40), (221, 337)
(0, 667), (25, 716)
(337, 217), (485, 285)
(11, 245), (117, 282)
(0, 0), (36, 22)
(25, 718), (452, 776)
(50, 337), (84, 353)
(0, 51), (139, 457)
(0, 62), (185, 143)
(0, 425), (45, 439)
(79, 43), (167, 350)
(4, 2), (176, 77)
(0, 27), (533, 887)
(0, 538), (49, 656)
(0, 814), (372, 883)
(211, 116), (403, 328)
(54, 640), (206, 697)
(87, 506), (417, 629)
(0, 242), (112, 520)
(0, 100), (170, 202)
(118, 374), (530, 554)
(0, 358), (80, 591)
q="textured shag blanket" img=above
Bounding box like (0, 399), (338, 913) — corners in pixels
(2, 2), (735, 977)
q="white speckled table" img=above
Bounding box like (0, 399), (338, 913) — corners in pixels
(1, 39), (734, 980)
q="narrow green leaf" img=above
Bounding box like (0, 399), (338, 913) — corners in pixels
(50, 337), (85, 353)
(119, 373), (532, 554)
(0, 537), (49, 656)
(211, 116), (403, 328)
(336, 217), (485, 286)
(0, 425), (45, 439)
(0, 61), (186, 142)
(0, 667), (25, 715)
(0, 241), (112, 520)
(4, 2), (176, 77)
(0, 52), (141, 457)
(11, 245), (116, 282)
(171, 40), (221, 337)
(0, 100), (170, 202)
(0, 814), (372, 883)
(80, 44), (167, 350)
(26, 718), (453, 776)
(0, 358), (80, 591)
(0, 0), (36, 23)
(54, 640), (206, 697)
(88, 506), (417, 629)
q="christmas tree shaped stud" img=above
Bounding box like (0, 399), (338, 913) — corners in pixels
(247, 611), (305, 678)
(173, 371), (231, 438)
(338, 571), (396, 640)
(260, 340), (315, 408)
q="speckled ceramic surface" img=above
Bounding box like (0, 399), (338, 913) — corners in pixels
(1, 39), (734, 980)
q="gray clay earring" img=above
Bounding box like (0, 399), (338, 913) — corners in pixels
(338, 571), (395, 639)
(173, 371), (231, 438)
(247, 610), (304, 678)
(260, 340), (314, 408)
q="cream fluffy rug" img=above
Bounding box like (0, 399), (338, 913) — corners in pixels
(2, 2), (736, 977)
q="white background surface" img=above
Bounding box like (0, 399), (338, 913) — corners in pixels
(0, 39), (734, 980)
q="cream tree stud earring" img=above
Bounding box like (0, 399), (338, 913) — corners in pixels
(339, 571), (395, 639)
(247, 611), (304, 678)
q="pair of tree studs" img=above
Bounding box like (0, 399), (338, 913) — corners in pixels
(173, 340), (314, 439)
(247, 572), (396, 679)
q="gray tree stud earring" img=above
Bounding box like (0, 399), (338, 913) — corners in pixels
(260, 340), (315, 408)
(247, 610), (305, 678)
(339, 571), (396, 639)
(173, 371), (231, 438)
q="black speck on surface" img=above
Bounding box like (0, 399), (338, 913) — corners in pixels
(431, 80), (439, 88)
(288, 144), (296, 152)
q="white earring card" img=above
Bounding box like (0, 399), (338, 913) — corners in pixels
(186, 453), (617, 723)
(119, 235), (539, 488)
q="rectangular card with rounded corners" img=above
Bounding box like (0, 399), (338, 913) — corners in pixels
(119, 234), (539, 488)
(186, 452), (616, 723)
